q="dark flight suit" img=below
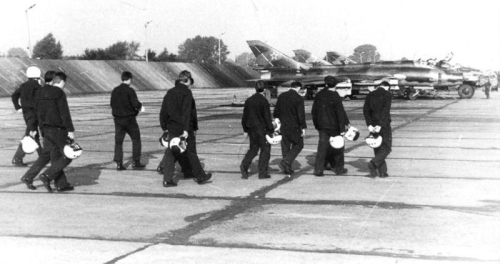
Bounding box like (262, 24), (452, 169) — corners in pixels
(324, 91), (350, 171)
(273, 89), (306, 168)
(159, 82), (209, 183)
(241, 93), (274, 177)
(110, 83), (143, 163)
(22, 85), (74, 188)
(312, 88), (347, 174)
(11, 79), (42, 162)
(363, 87), (392, 175)
(158, 89), (196, 178)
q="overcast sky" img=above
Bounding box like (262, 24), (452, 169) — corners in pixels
(1, 0), (499, 70)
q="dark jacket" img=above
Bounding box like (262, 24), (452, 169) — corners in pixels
(311, 88), (347, 132)
(242, 93), (274, 134)
(159, 82), (198, 136)
(363, 87), (392, 128)
(35, 85), (74, 132)
(12, 79), (41, 111)
(110, 83), (143, 118)
(273, 89), (307, 130)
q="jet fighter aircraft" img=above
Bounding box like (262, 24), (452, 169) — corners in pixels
(247, 40), (471, 99)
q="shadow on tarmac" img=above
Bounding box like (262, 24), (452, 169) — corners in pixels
(68, 165), (103, 187)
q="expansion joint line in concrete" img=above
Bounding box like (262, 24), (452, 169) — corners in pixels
(104, 242), (159, 264)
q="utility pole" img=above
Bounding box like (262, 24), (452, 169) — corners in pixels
(145, 20), (152, 62)
(25, 4), (36, 58)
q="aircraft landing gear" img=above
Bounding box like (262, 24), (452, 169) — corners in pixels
(403, 87), (418, 100)
(457, 84), (474, 99)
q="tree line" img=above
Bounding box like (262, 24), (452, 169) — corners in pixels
(4, 33), (230, 64)
(4, 33), (385, 66)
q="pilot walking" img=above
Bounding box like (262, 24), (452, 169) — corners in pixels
(240, 81), (274, 179)
(29, 72), (75, 192)
(312, 76), (348, 176)
(160, 70), (212, 187)
(363, 81), (392, 177)
(11, 66), (43, 166)
(110, 71), (145, 170)
(324, 83), (350, 174)
(19, 71), (59, 190)
(273, 81), (306, 176)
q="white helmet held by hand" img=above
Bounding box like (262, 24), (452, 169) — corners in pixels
(365, 133), (382, 148)
(344, 125), (360, 141)
(329, 135), (345, 149)
(64, 139), (83, 159)
(266, 132), (282, 145)
(21, 136), (38, 154)
(170, 137), (187, 154)
(159, 132), (169, 148)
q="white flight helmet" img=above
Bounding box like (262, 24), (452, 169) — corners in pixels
(266, 132), (282, 145)
(64, 140), (83, 159)
(329, 135), (345, 149)
(26, 66), (41, 79)
(365, 133), (383, 148)
(159, 132), (169, 148)
(344, 125), (360, 141)
(272, 118), (281, 132)
(20, 136), (38, 154)
(170, 137), (187, 154)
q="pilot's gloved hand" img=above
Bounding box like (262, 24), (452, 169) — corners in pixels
(301, 129), (305, 137)
(181, 130), (188, 139)
(374, 126), (381, 133)
(29, 131), (37, 137)
(68, 132), (75, 140)
(17, 109), (22, 114)
(368, 125), (375, 133)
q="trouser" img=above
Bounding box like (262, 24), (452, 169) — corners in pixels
(23, 127), (71, 188)
(325, 146), (345, 173)
(158, 153), (193, 177)
(485, 85), (491, 98)
(241, 129), (271, 177)
(158, 130), (195, 177)
(13, 110), (42, 160)
(371, 127), (392, 174)
(113, 116), (141, 162)
(280, 128), (303, 166)
(315, 129), (344, 173)
(163, 130), (206, 182)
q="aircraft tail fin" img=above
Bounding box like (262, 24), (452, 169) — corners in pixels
(247, 40), (309, 70)
(293, 49), (332, 66)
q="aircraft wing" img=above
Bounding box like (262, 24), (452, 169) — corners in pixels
(247, 75), (350, 87)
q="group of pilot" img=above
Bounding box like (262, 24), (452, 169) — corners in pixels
(12, 68), (392, 192)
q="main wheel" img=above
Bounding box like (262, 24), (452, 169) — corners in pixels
(404, 88), (418, 100)
(457, 84), (474, 99)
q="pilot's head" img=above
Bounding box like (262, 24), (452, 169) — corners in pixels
(121, 71), (133, 85)
(290, 81), (302, 92)
(324, 75), (337, 89)
(178, 70), (194, 87)
(378, 81), (390, 91)
(255, 80), (266, 93)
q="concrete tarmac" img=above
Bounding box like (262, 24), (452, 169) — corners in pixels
(0, 89), (499, 264)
